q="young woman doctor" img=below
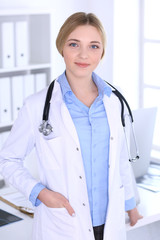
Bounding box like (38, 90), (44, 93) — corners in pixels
(0, 12), (142, 240)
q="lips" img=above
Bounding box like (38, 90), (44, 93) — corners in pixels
(75, 62), (90, 68)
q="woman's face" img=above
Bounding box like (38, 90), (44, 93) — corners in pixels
(62, 25), (103, 79)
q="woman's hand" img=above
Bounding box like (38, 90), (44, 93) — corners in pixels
(38, 188), (75, 217)
(127, 207), (143, 226)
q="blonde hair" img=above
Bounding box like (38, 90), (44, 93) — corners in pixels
(56, 12), (106, 58)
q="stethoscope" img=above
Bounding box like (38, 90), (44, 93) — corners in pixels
(39, 79), (140, 162)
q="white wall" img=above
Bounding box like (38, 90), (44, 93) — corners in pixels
(113, 0), (140, 109)
(0, 0), (52, 8)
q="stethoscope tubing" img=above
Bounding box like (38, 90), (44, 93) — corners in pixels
(106, 81), (134, 126)
(42, 80), (55, 121)
(39, 79), (140, 162)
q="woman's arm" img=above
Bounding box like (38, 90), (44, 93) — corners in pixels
(0, 101), (38, 199)
(119, 129), (143, 226)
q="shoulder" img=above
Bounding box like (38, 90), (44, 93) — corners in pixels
(16, 88), (48, 126)
(25, 87), (48, 105)
(23, 79), (61, 114)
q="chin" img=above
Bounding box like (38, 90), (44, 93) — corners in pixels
(73, 68), (94, 78)
(74, 72), (92, 79)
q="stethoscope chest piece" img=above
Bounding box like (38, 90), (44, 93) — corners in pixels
(39, 120), (53, 136)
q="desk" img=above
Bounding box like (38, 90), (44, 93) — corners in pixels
(126, 187), (160, 231)
(0, 186), (33, 240)
(0, 186), (160, 240)
(126, 187), (160, 240)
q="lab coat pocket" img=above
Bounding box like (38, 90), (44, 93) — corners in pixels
(43, 205), (76, 239)
(38, 135), (64, 170)
(41, 130), (58, 140)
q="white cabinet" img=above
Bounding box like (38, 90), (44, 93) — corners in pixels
(0, 9), (53, 135)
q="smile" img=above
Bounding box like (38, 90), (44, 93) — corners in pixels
(75, 62), (90, 68)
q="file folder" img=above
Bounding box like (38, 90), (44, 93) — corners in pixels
(1, 22), (15, 68)
(15, 21), (28, 67)
(11, 76), (24, 120)
(23, 74), (35, 98)
(35, 73), (47, 92)
(0, 77), (12, 124)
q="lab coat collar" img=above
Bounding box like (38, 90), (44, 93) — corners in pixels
(92, 72), (112, 97)
(56, 71), (112, 99)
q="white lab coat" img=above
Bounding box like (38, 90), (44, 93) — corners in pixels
(0, 79), (134, 240)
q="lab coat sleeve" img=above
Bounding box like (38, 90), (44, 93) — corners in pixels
(0, 100), (39, 200)
(29, 182), (45, 206)
(125, 197), (136, 211)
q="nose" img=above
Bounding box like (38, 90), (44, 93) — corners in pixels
(78, 46), (88, 59)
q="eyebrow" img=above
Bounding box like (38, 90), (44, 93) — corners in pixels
(67, 39), (80, 42)
(67, 39), (102, 44)
(90, 41), (101, 44)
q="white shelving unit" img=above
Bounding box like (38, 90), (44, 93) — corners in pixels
(0, 9), (53, 135)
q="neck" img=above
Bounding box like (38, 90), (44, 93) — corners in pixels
(65, 70), (97, 95)
(65, 70), (98, 107)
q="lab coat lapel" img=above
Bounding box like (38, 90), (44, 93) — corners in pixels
(103, 94), (119, 177)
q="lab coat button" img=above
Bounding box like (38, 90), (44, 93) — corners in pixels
(79, 176), (82, 179)
(76, 147), (79, 151)
(82, 203), (85, 206)
(89, 229), (92, 232)
(110, 136), (114, 140)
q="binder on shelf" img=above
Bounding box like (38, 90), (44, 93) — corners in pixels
(0, 22), (15, 68)
(11, 76), (24, 121)
(0, 77), (12, 124)
(23, 74), (35, 98)
(35, 73), (47, 92)
(15, 21), (28, 67)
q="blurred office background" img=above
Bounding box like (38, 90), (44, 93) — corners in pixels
(0, 1), (160, 239)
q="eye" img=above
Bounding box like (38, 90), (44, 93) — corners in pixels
(90, 45), (99, 49)
(69, 43), (78, 47)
